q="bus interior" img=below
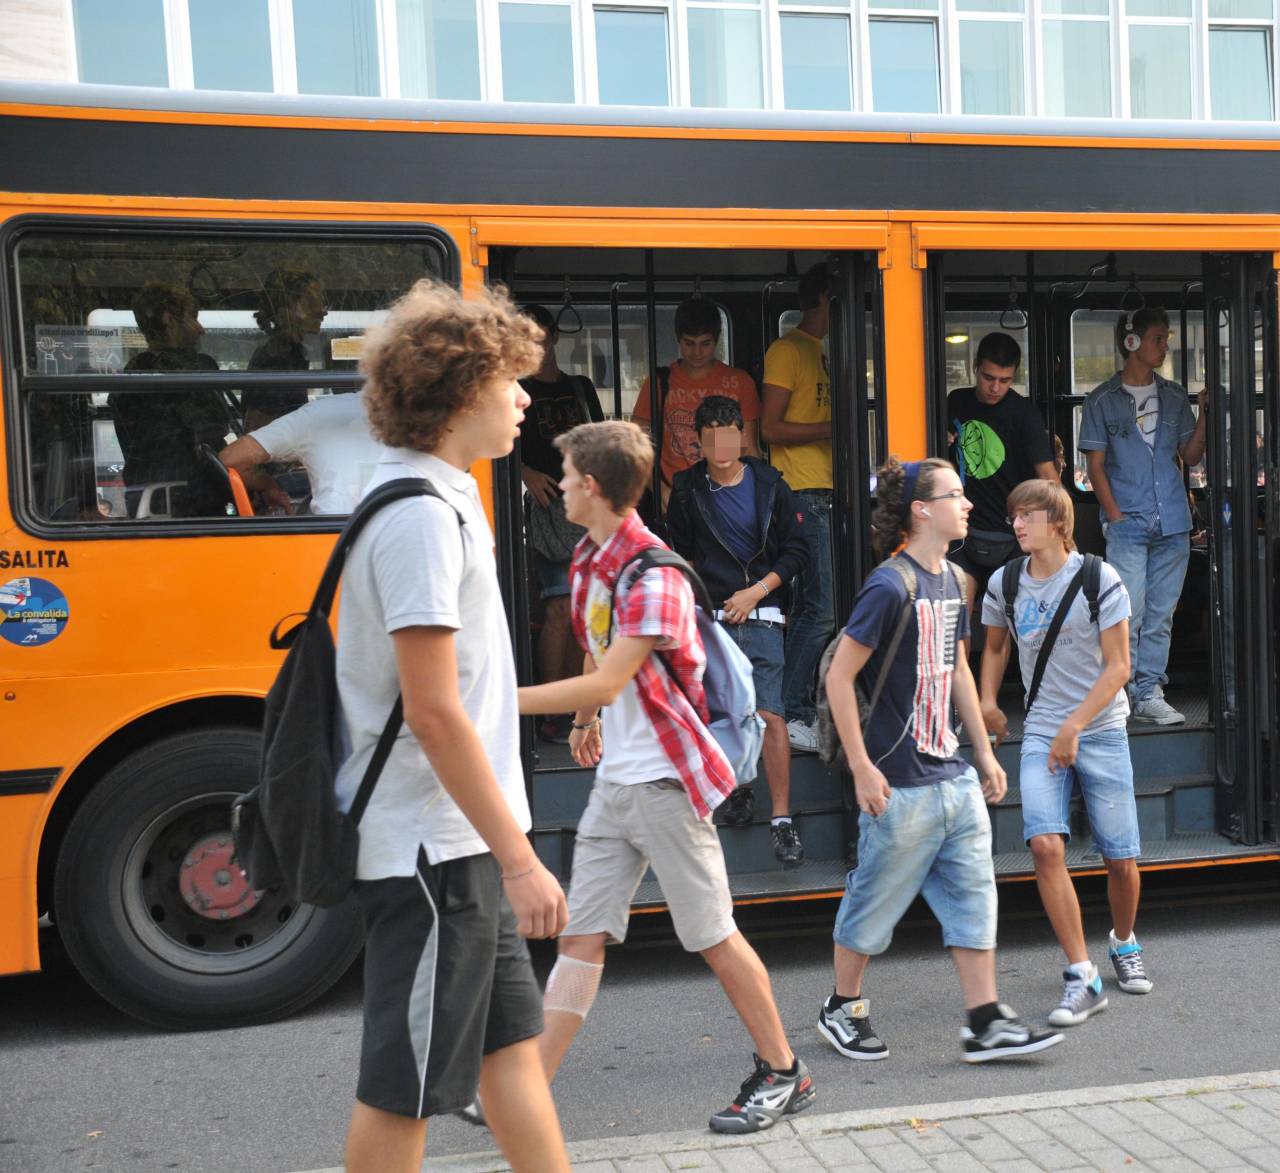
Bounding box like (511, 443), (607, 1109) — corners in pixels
(495, 244), (1278, 902)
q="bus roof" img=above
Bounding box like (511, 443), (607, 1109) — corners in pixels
(5, 79), (1280, 145)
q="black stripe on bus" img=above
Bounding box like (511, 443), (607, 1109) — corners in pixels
(0, 767), (60, 795)
(3, 115), (1280, 215)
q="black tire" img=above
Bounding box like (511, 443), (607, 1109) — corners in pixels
(53, 726), (364, 1030)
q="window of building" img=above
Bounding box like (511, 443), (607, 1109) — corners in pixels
(1209, 26), (1274, 119)
(1041, 0), (1111, 116)
(1128, 15), (1193, 117)
(293, 0), (380, 96)
(397, 0), (483, 99)
(189, 0), (275, 92)
(73, 0), (169, 88)
(868, 17), (940, 111)
(500, 3), (577, 101)
(595, 8), (671, 105)
(958, 12), (1026, 114)
(781, 13), (853, 110)
(688, 6), (764, 108)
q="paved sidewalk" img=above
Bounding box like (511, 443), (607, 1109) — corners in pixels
(306, 1068), (1280, 1172)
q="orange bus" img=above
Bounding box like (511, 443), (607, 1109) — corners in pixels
(1, 81), (1276, 1029)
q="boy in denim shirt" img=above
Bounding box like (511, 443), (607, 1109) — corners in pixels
(1078, 307), (1207, 724)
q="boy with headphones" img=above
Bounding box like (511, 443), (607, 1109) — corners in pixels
(1078, 306), (1207, 725)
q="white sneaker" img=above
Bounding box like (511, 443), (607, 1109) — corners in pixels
(787, 719), (821, 752)
(1132, 695), (1185, 725)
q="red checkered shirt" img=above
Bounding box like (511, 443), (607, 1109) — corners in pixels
(569, 510), (735, 817)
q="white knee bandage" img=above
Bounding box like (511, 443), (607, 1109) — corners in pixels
(543, 955), (603, 1020)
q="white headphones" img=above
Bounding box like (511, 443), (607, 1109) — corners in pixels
(1122, 311), (1142, 353)
(921, 507), (933, 518)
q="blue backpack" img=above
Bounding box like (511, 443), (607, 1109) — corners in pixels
(611, 548), (765, 785)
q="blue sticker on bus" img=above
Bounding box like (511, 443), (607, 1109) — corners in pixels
(0, 577), (69, 647)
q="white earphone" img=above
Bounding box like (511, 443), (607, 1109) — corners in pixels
(921, 507), (933, 518)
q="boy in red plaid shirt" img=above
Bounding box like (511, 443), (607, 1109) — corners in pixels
(519, 420), (815, 1134)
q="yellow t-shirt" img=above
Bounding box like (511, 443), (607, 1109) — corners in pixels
(764, 328), (831, 490)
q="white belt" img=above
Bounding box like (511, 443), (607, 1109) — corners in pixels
(714, 606), (786, 625)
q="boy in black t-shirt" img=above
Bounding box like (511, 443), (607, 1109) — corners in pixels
(947, 333), (1057, 613)
(518, 304), (605, 742)
(819, 456), (1062, 1066)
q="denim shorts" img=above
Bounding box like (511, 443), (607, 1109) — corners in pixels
(531, 551), (571, 600)
(723, 619), (785, 717)
(1020, 726), (1141, 859)
(832, 768), (997, 955)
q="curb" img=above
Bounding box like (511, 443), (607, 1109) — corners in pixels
(290, 1068), (1280, 1172)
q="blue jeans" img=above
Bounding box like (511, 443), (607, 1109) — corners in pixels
(782, 490), (834, 724)
(724, 619), (785, 718)
(832, 769), (997, 954)
(1020, 727), (1140, 859)
(1103, 512), (1190, 702)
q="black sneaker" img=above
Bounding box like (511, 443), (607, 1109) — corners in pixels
(817, 996), (889, 1060)
(719, 785), (755, 827)
(708, 1054), (815, 1134)
(771, 820), (804, 866)
(454, 1097), (487, 1127)
(961, 1005), (1064, 1063)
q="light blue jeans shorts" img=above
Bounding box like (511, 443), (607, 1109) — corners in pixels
(833, 768), (997, 955)
(1020, 726), (1140, 860)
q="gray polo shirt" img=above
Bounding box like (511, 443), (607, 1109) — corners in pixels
(334, 447), (528, 878)
(982, 551), (1132, 740)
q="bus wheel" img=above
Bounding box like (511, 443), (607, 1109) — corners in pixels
(52, 726), (364, 1030)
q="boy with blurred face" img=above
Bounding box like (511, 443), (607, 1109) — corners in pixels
(980, 478), (1149, 1025)
(633, 298), (761, 504)
(1079, 307), (1207, 725)
(820, 457), (1061, 1065)
(666, 396), (810, 864)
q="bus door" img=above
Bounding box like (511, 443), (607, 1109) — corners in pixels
(1201, 253), (1277, 844)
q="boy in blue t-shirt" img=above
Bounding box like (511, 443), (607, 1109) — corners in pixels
(981, 478), (1149, 1028)
(819, 457), (1062, 1065)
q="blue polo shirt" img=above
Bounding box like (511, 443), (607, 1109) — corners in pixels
(1078, 371), (1198, 536)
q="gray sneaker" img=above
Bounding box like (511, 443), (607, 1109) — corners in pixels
(1132, 695), (1185, 725)
(1048, 969), (1109, 1027)
(817, 997), (889, 1060)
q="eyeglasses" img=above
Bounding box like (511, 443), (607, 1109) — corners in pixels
(1005, 509), (1049, 526)
(926, 489), (966, 501)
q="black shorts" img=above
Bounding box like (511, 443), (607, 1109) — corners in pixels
(353, 848), (543, 1119)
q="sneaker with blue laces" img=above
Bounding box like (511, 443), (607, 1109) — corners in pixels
(1048, 966), (1109, 1027)
(1109, 932), (1153, 993)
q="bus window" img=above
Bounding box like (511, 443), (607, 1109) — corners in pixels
(942, 312), (1030, 398)
(12, 225), (450, 523)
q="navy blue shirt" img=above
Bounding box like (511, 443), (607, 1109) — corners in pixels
(706, 463), (758, 566)
(843, 554), (970, 787)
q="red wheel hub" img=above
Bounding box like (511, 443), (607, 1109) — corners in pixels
(179, 834), (263, 920)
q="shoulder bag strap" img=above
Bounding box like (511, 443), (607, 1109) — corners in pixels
(862, 557), (917, 721)
(1082, 552), (1103, 624)
(1024, 567), (1087, 713)
(348, 695), (404, 826)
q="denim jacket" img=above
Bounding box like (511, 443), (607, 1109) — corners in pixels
(1078, 371), (1198, 536)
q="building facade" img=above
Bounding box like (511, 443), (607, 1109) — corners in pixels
(0, 0), (1275, 119)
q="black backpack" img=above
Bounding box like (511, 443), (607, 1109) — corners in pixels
(999, 553), (1102, 714)
(230, 477), (462, 907)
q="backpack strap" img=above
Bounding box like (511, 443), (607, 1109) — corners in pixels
(1082, 552), (1103, 624)
(1023, 565), (1087, 713)
(1002, 556), (1028, 628)
(861, 556), (917, 723)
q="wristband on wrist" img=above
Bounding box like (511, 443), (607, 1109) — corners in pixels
(501, 864), (536, 882)
(571, 718), (601, 730)
(755, 580), (769, 596)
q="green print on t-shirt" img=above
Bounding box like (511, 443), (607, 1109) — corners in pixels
(958, 419), (1005, 479)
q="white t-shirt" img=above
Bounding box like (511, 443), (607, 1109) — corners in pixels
(251, 392), (381, 514)
(1122, 381), (1160, 449)
(583, 572), (674, 786)
(334, 449), (529, 877)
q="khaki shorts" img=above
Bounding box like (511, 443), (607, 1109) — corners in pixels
(564, 778), (737, 953)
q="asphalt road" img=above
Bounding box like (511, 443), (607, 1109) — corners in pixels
(2, 866), (1277, 1173)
